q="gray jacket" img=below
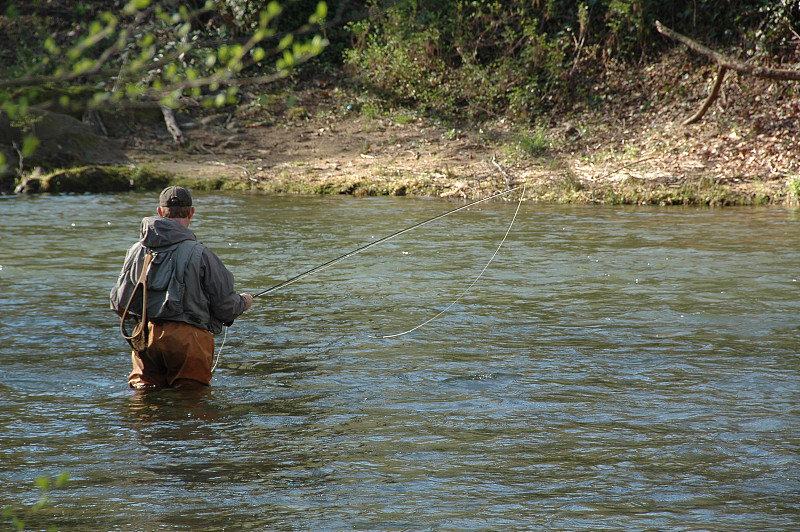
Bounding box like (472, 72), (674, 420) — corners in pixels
(110, 216), (247, 334)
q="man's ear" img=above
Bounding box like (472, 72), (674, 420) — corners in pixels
(188, 206), (195, 219)
(157, 206), (164, 216)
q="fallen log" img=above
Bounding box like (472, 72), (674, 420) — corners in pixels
(655, 21), (800, 124)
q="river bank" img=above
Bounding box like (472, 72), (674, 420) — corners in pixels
(8, 53), (800, 205)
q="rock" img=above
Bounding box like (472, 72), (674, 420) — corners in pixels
(0, 110), (128, 172)
(563, 124), (581, 140)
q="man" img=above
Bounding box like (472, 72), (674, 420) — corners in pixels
(111, 186), (253, 388)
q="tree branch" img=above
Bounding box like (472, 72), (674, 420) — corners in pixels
(682, 66), (727, 125)
(655, 21), (800, 124)
(655, 21), (800, 81)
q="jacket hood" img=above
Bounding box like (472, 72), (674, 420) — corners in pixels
(139, 216), (197, 248)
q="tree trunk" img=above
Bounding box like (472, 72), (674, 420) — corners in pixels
(160, 105), (184, 145)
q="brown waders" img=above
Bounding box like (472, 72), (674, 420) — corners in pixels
(128, 320), (215, 389)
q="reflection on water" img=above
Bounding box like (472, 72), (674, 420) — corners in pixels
(1, 192), (798, 530)
(125, 387), (220, 422)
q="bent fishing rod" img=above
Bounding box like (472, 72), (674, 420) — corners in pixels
(252, 185), (523, 299)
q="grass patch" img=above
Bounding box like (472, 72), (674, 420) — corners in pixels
(788, 175), (800, 205)
(515, 128), (551, 157)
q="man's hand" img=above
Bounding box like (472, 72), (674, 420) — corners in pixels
(241, 293), (253, 311)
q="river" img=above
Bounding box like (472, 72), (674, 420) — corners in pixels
(1, 192), (798, 530)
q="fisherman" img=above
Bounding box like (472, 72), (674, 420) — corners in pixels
(110, 186), (253, 389)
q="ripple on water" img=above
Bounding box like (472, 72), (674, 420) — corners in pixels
(0, 197), (798, 530)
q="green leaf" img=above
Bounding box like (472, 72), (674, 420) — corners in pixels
(44, 37), (60, 55)
(34, 477), (50, 491)
(279, 34), (293, 50)
(66, 46), (81, 61)
(89, 20), (102, 36)
(310, 2), (328, 24)
(55, 472), (70, 488)
(90, 92), (109, 106)
(229, 44), (244, 61)
(155, 6), (169, 22)
(311, 35), (328, 52)
(267, 2), (282, 17)
(124, 0), (151, 15)
(72, 58), (95, 74)
(251, 47), (266, 62)
(278, 50), (294, 69)
(32, 497), (48, 511)
(21, 135), (40, 158)
(139, 33), (154, 47)
(218, 45), (230, 62)
(125, 85), (145, 98)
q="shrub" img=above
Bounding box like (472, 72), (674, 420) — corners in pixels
(344, 0), (796, 122)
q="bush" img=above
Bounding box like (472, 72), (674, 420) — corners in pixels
(344, 0), (797, 122)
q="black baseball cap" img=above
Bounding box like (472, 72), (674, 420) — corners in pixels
(159, 186), (193, 207)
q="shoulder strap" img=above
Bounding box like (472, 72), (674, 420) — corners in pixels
(120, 251), (154, 341)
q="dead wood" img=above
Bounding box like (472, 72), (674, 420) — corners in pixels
(655, 21), (800, 124)
(160, 105), (184, 145)
(682, 66), (728, 125)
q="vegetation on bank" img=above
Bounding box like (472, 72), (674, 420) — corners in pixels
(343, 0), (796, 121)
(12, 165), (172, 194)
(1, 1), (798, 205)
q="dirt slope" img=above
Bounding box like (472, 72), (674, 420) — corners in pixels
(124, 53), (800, 205)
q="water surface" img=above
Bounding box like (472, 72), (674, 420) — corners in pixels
(1, 192), (798, 530)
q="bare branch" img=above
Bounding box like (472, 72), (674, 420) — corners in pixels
(655, 21), (800, 124)
(655, 21), (800, 81)
(682, 66), (728, 125)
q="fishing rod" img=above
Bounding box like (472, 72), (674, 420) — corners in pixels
(252, 185), (523, 298)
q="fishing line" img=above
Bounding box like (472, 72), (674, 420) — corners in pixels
(211, 326), (228, 373)
(373, 184), (525, 339)
(252, 185), (522, 299)
(215, 186), (523, 372)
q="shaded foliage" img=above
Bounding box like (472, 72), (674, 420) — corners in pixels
(0, 0), (331, 174)
(344, 0), (799, 120)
